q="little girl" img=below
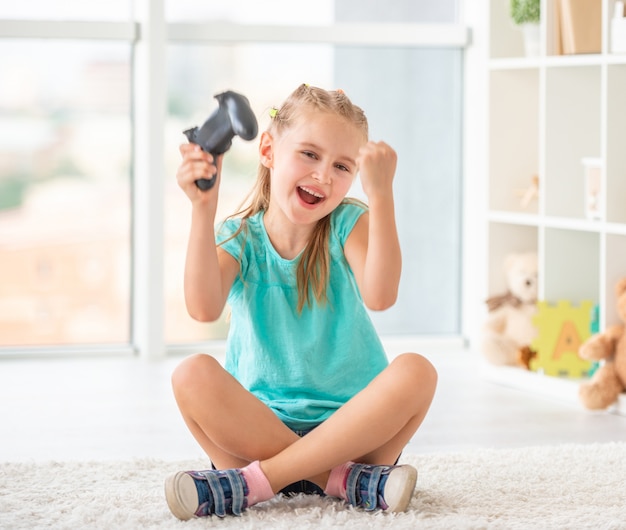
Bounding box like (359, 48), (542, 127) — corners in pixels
(165, 84), (437, 520)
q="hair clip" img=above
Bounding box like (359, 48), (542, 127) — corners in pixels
(269, 107), (278, 118)
(336, 88), (344, 94)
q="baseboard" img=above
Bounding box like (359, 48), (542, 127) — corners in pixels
(481, 362), (626, 418)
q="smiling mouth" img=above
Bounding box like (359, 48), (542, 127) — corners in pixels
(297, 186), (325, 205)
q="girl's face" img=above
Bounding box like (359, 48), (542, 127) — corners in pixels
(260, 109), (365, 227)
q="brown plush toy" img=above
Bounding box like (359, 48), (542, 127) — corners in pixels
(481, 252), (538, 367)
(578, 277), (626, 410)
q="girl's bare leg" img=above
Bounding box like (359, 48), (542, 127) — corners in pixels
(172, 352), (437, 493)
(260, 352), (437, 492)
(173, 353), (297, 467)
(172, 353), (331, 486)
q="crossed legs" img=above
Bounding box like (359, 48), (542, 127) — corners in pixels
(172, 352), (437, 493)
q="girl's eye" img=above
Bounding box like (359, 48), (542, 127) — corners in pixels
(335, 164), (349, 172)
(302, 151), (317, 159)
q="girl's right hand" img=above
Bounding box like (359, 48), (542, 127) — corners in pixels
(176, 144), (223, 204)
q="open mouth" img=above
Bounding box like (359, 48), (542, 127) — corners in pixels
(297, 185), (325, 205)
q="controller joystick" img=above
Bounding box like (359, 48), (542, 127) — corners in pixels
(184, 90), (258, 190)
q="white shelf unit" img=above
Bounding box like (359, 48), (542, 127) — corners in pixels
(485, 0), (626, 415)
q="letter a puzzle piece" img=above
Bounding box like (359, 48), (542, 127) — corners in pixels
(529, 300), (594, 377)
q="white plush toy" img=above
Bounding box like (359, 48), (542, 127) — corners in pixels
(481, 252), (538, 367)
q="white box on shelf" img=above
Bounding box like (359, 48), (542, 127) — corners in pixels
(581, 157), (603, 220)
(612, 19), (626, 52)
(612, 1), (626, 53)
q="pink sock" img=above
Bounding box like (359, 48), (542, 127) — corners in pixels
(240, 461), (275, 506)
(324, 461), (353, 500)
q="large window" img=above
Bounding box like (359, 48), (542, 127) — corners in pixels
(336, 47), (462, 335)
(0, 39), (132, 347)
(0, 0), (464, 355)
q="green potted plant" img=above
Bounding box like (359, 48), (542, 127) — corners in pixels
(510, 0), (540, 25)
(510, 0), (541, 56)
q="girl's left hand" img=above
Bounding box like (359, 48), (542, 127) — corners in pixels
(357, 141), (397, 199)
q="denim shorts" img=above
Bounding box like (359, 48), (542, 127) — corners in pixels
(278, 426), (325, 497)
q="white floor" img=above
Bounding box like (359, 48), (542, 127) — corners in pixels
(1, 345), (624, 463)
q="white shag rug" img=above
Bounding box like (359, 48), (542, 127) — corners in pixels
(1, 443), (626, 529)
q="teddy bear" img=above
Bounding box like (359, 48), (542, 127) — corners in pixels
(481, 251), (538, 367)
(578, 277), (626, 410)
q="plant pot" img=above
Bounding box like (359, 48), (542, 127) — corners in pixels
(521, 23), (540, 56)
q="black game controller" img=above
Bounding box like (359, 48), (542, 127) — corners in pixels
(184, 90), (258, 190)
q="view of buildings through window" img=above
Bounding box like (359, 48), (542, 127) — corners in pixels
(0, 40), (132, 346)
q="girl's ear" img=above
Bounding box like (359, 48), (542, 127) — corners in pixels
(259, 131), (274, 168)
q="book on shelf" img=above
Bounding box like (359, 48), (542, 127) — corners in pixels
(557, 0), (601, 55)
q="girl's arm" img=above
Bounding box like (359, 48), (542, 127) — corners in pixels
(177, 144), (239, 322)
(344, 141), (401, 311)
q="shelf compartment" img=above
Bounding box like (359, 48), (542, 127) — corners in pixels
(489, 68), (539, 213)
(487, 221), (538, 295)
(543, 227), (600, 303)
(544, 65), (601, 219)
(489, 0), (528, 60)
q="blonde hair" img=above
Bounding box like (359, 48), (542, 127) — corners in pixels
(222, 84), (369, 312)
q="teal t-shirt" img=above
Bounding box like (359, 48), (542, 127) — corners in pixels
(216, 201), (389, 430)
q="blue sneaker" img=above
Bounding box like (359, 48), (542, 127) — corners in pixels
(345, 463), (417, 512)
(164, 468), (249, 520)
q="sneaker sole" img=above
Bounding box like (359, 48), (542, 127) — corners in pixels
(164, 471), (200, 521)
(383, 465), (418, 512)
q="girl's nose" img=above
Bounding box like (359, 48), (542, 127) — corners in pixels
(313, 164), (332, 184)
